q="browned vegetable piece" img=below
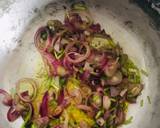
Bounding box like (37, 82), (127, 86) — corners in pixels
(104, 59), (119, 77)
(89, 92), (102, 109)
(103, 95), (111, 110)
(115, 109), (125, 125)
(96, 117), (105, 126)
(107, 71), (122, 86)
(128, 84), (143, 97)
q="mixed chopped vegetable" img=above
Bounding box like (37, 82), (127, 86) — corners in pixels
(0, 2), (143, 128)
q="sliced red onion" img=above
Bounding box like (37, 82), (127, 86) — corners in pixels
(40, 91), (49, 117)
(71, 9), (93, 25)
(64, 13), (77, 30)
(83, 62), (93, 72)
(20, 91), (30, 102)
(96, 87), (104, 94)
(61, 98), (71, 108)
(115, 109), (125, 125)
(20, 91), (29, 97)
(81, 70), (90, 81)
(110, 87), (120, 97)
(0, 89), (13, 106)
(7, 106), (21, 122)
(42, 53), (62, 76)
(77, 104), (93, 112)
(77, 104), (95, 118)
(57, 89), (71, 107)
(15, 103), (25, 112)
(52, 35), (62, 52)
(34, 27), (52, 52)
(103, 110), (110, 120)
(87, 51), (107, 68)
(76, 104), (93, 112)
(57, 89), (64, 105)
(54, 125), (62, 128)
(16, 78), (37, 103)
(64, 18), (75, 32)
(89, 23), (101, 33)
(65, 42), (91, 64)
(43, 52), (68, 76)
(62, 57), (73, 71)
(64, 12), (88, 32)
(65, 42), (75, 54)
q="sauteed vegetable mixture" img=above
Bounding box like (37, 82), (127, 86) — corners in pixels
(0, 2), (143, 128)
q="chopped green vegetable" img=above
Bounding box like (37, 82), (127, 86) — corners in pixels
(140, 99), (144, 107)
(79, 67), (84, 73)
(93, 94), (100, 103)
(120, 54), (141, 84)
(108, 114), (116, 122)
(49, 119), (60, 127)
(39, 76), (61, 92)
(71, 1), (88, 11)
(21, 107), (33, 128)
(59, 77), (67, 87)
(120, 102), (128, 112)
(110, 98), (116, 102)
(95, 109), (104, 119)
(104, 88), (110, 95)
(49, 99), (57, 108)
(110, 107), (116, 112)
(93, 124), (100, 128)
(54, 50), (65, 59)
(40, 31), (48, 40)
(124, 116), (133, 125)
(47, 20), (63, 32)
(141, 69), (149, 77)
(147, 96), (151, 104)
(90, 36), (116, 50)
(31, 124), (37, 128)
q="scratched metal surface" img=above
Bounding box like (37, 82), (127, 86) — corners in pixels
(0, 0), (160, 128)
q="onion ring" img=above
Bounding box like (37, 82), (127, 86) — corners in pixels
(65, 42), (91, 63)
(34, 27), (52, 52)
(7, 103), (25, 122)
(16, 78), (37, 103)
